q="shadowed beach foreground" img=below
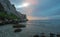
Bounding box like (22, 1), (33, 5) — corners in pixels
(0, 20), (60, 37)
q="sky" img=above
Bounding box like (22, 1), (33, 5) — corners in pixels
(9, 0), (60, 20)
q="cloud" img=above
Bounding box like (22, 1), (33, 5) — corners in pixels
(9, 0), (60, 20)
(32, 0), (60, 17)
(24, 0), (38, 5)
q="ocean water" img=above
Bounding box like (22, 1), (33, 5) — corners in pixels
(0, 20), (60, 37)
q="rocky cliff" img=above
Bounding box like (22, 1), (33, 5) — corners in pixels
(0, 0), (28, 21)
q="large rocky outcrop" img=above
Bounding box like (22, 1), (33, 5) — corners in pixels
(0, 0), (18, 16)
(0, 0), (28, 21)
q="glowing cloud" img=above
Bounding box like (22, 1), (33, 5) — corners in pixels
(22, 3), (30, 7)
(17, 3), (30, 8)
(16, 0), (38, 20)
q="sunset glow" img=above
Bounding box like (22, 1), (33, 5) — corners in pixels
(22, 3), (30, 7)
(27, 16), (49, 20)
(15, 0), (38, 20)
(17, 3), (30, 8)
(27, 16), (33, 20)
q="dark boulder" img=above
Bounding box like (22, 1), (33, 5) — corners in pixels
(40, 33), (46, 37)
(14, 29), (22, 32)
(57, 34), (60, 37)
(13, 24), (26, 28)
(33, 35), (39, 37)
(50, 33), (55, 37)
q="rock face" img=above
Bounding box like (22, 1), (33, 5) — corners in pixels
(0, 0), (28, 21)
(0, 3), (4, 11)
